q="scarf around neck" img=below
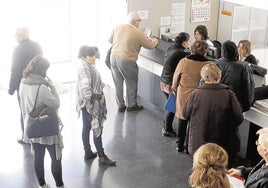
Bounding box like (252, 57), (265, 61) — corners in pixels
(21, 74), (49, 86)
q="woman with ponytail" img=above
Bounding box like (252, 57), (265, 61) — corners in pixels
(189, 143), (232, 188)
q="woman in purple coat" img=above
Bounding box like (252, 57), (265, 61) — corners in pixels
(183, 63), (244, 167)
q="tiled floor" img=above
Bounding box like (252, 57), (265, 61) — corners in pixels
(0, 83), (192, 188)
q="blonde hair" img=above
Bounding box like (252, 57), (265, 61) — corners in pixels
(238, 40), (251, 56)
(257, 128), (268, 150)
(201, 63), (222, 83)
(189, 143), (230, 188)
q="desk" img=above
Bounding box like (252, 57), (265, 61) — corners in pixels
(244, 107), (268, 128)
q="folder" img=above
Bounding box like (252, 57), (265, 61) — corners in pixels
(164, 93), (176, 113)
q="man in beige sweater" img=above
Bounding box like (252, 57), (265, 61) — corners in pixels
(109, 12), (158, 112)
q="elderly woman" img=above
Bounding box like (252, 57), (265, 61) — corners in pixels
(189, 143), (232, 188)
(228, 128), (268, 188)
(172, 40), (211, 153)
(183, 63), (244, 167)
(19, 55), (66, 188)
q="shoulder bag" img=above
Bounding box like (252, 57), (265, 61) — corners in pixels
(26, 84), (59, 138)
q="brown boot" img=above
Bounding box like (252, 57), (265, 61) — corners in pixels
(84, 151), (97, 159)
(99, 155), (116, 166)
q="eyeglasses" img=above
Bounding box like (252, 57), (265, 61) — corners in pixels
(256, 140), (260, 146)
(135, 19), (142, 22)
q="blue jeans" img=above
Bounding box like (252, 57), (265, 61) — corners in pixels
(32, 143), (63, 187)
(81, 108), (104, 157)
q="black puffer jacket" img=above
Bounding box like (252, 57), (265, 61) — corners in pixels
(160, 45), (190, 85)
(216, 59), (255, 112)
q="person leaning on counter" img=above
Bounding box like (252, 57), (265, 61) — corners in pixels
(108, 11), (158, 113)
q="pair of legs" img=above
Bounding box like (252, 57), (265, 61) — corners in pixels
(32, 143), (64, 187)
(110, 54), (139, 108)
(162, 92), (176, 136)
(81, 108), (105, 157)
(176, 119), (188, 152)
(17, 91), (24, 138)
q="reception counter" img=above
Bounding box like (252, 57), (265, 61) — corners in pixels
(244, 107), (268, 128)
(137, 45), (268, 165)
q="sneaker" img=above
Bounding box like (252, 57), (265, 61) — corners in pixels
(161, 127), (177, 137)
(84, 151), (97, 159)
(127, 105), (143, 112)
(40, 183), (50, 188)
(118, 106), (126, 113)
(99, 155), (116, 166)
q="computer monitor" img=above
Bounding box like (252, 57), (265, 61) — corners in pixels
(207, 46), (221, 60)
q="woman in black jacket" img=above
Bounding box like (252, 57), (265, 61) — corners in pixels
(216, 40), (255, 112)
(160, 32), (190, 137)
(228, 128), (268, 188)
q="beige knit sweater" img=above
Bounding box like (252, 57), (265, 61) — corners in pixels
(109, 24), (158, 62)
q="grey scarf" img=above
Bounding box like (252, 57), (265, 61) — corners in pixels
(21, 74), (48, 86)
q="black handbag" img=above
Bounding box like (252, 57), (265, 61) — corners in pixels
(26, 85), (59, 138)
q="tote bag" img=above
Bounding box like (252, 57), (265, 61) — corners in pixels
(26, 85), (59, 138)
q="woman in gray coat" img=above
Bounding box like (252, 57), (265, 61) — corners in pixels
(19, 56), (66, 188)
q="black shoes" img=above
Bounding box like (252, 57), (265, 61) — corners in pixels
(161, 127), (177, 137)
(99, 155), (116, 166)
(127, 105), (143, 112)
(176, 145), (189, 154)
(118, 106), (126, 113)
(84, 151), (97, 159)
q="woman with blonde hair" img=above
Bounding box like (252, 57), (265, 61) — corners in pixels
(189, 143), (232, 188)
(238, 39), (258, 65)
(183, 63), (243, 167)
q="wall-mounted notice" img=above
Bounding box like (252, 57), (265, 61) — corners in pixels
(138, 10), (148, 19)
(191, 0), (211, 22)
(171, 3), (185, 35)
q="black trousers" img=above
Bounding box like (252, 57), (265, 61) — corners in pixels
(176, 119), (188, 148)
(32, 143), (64, 187)
(163, 92), (175, 131)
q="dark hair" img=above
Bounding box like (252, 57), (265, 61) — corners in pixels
(191, 40), (209, 55)
(222, 40), (238, 60)
(78, 45), (99, 59)
(194, 25), (208, 40)
(174, 32), (190, 48)
(23, 55), (50, 78)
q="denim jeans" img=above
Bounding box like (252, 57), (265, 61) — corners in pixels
(81, 108), (104, 157)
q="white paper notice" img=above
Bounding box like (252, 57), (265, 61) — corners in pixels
(171, 3), (185, 16)
(137, 10), (148, 19)
(160, 16), (170, 26)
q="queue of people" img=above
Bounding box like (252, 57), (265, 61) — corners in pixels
(8, 13), (266, 188)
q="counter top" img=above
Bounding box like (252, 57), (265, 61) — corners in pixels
(244, 107), (268, 128)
